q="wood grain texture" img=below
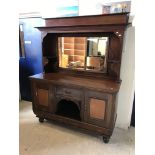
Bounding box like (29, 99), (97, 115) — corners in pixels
(30, 72), (120, 94)
(38, 13), (129, 28)
(34, 109), (112, 136)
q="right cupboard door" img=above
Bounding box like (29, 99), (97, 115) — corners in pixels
(85, 90), (113, 128)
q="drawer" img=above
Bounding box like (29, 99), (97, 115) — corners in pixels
(56, 86), (82, 99)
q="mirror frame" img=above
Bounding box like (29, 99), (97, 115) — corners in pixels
(57, 33), (111, 74)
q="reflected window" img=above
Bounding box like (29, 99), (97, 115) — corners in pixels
(86, 37), (108, 72)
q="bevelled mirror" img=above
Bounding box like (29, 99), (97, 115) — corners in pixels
(58, 36), (109, 73)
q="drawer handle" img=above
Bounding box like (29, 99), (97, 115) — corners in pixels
(65, 90), (71, 94)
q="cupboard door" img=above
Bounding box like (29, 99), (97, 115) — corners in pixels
(37, 88), (49, 107)
(85, 91), (113, 128)
(89, 98), (106, 120)
(32, 81), (54, 112)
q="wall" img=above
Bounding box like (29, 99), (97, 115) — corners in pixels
(116, 26), (135, 129)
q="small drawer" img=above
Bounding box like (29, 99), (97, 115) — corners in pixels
(56, 86), (82, 99)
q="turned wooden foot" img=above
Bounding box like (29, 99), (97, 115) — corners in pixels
(39, 117), (44, 123)
(103, 137), (109, 143)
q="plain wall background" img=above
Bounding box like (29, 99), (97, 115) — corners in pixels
(116, 26), (135, 129)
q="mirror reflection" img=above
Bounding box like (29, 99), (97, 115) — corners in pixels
(58, 37), (109, 72)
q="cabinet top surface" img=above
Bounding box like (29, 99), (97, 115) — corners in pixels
(30, 73), (121, 94)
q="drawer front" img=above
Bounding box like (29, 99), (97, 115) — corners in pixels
(56, 86), (82, 99)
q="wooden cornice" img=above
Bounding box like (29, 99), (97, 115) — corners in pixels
(35, 13), (129, 32)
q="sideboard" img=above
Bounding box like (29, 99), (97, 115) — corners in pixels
(29, 13), (129, 143)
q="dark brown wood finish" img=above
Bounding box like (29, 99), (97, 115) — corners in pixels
(37, 13), (128, 81)
(30, 13), (129, 143)
(31, 80), (55, 113)
(30, 72), (120, 142)
(30, 73), (120, 94)
(38, 13), (129, 28)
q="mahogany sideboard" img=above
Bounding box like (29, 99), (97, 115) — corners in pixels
(29, 13), (129, 143)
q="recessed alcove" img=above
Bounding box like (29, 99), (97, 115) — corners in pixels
(55, 99), (81, 121)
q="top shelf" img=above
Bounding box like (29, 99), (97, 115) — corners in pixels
(36, 13), (129, 30)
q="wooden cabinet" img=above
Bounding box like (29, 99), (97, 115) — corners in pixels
(30, 73), (119, 143)
(30, 13), (129, 143)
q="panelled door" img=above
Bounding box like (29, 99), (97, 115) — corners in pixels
(85, 90), (113, 128)
(32, 81), (54, 113)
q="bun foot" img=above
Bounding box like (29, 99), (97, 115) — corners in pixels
(39, 117), (44, 123)
(103, 137), (109, 143)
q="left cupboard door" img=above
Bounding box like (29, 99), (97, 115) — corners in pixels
(31, 81), (55, 113)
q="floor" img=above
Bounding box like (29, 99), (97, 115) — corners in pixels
(19, 100), (135, 155)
